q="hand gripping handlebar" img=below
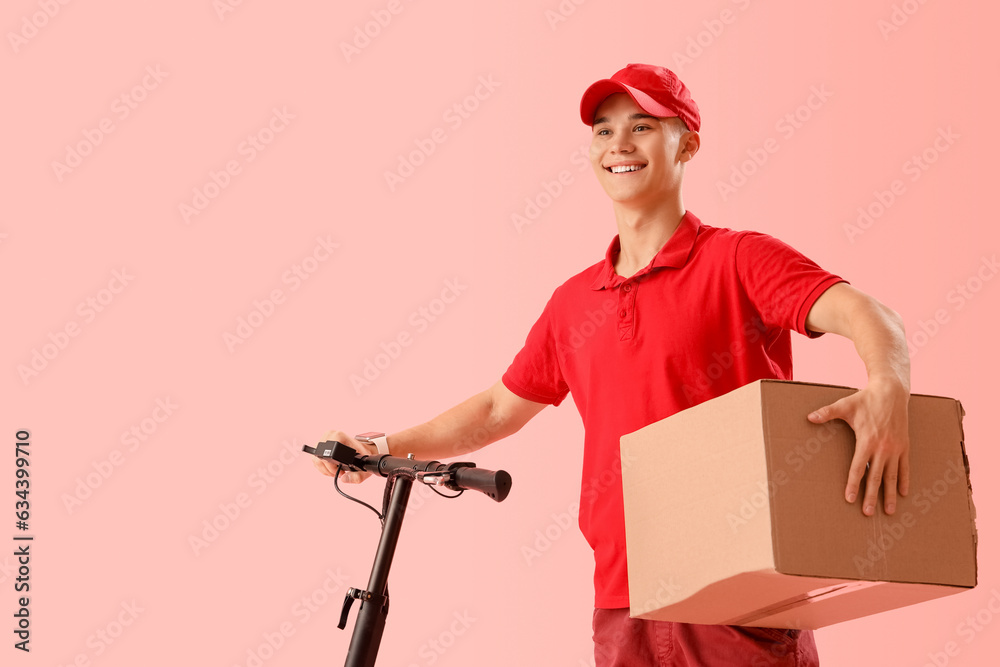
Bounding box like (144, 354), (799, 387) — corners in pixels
(303, 440), (512, 502)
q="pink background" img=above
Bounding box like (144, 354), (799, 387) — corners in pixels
(3, 1), (997, 665)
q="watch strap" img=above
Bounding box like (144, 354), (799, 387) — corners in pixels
(354, 431), (389, 456)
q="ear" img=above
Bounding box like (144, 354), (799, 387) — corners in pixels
(678, 130), (700, 162)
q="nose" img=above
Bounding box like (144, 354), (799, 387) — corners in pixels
(610, 133), (635, 154)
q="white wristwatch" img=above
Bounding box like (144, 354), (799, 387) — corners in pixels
(355, 432), (389, 456)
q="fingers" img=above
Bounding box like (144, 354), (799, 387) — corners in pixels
(310, 456), (338, 477)
(341, 470), (371, 484)
(807, 404), (834, 424)
(815, 386), (910, 518)
(898, 451), (911, 498)
(853, 455), (905, 517)
(311, 430), (373, 484)
(808, 396), (851, 425)
(809, 397), (870, 510)
(846, 447), (913, 516)
(844, 449), (866, 509)
(881, 458), (899, 515)
(861, 456), (883, 517)
(311, 454), (372, 483)
(844, 440), (908, 518)
(847, 455), (887, 517)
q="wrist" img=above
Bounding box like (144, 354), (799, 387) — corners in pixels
(866, 372), (910, 394)
(355, 432), (390, 456)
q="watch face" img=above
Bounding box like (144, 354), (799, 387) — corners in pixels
(354, 431), (385, 442)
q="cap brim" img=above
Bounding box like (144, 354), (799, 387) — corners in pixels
(579, 79), (678, 125)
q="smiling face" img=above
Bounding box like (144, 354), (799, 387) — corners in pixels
(588, 93), (698, 207)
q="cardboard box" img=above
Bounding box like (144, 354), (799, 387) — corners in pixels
(620, 380), (977, 629)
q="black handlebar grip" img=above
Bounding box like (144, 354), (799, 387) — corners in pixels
(452, 467), (512, 502)
(304, 442), (512, 502)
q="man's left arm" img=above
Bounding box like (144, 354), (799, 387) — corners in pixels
(804, 282), (911, 517)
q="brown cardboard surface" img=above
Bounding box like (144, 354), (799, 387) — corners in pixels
(620, 380), (977, 629)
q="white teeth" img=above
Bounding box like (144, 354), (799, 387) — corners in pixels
(610, 165), (643, 173)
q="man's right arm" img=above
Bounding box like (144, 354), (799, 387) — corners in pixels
(312, 379), (549, 483)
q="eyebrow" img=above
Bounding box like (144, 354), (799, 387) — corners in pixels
(593, 112), (659, 126)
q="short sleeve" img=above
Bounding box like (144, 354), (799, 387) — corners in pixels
(501, 290), (570, 407)
(735, 232), (846, 337)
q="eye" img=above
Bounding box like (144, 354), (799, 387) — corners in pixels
(596, 128), (611, 136)
(633, 125), (651, 132)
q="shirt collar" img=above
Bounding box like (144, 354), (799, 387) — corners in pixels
(589, 210), (702, 290)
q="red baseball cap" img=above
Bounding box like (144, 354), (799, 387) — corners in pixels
(580, 63), (701, 132)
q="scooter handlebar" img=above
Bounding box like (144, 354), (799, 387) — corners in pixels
(304, 441), (512, 502)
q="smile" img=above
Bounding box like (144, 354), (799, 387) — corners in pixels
(607, 164), (646, 174)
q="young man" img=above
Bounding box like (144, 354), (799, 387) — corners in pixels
(314, 64), (911, 666)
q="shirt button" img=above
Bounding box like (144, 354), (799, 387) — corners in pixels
(623, 284), (632, 292)
(619, 309), (627, 318)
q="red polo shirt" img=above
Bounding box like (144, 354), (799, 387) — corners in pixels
(502, 210), (844, 608)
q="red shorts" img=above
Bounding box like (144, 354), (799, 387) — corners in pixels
(592, 608), (820, 667)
